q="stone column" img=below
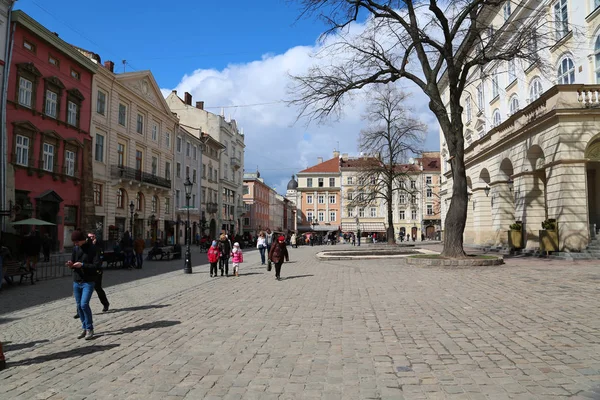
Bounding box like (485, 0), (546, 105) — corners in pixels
(545, 161), (589, 251)
(473, 188), (493, 244)
(514, 172), (546, 249)
(491, 182), (514, 246)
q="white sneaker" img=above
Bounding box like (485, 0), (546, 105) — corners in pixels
(84, 330), (94, 340)
(77, 330), (86, 339)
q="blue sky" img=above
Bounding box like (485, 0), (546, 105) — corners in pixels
(16, 0), (441, 193)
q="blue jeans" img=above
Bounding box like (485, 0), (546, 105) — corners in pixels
(258, 247), (266, 264)
(136, 253), (143, 268)
(73, 281), (95, 330)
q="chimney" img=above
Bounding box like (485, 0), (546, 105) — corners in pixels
(184, 92), (192, 105)
(342, 153), (348, 160)
(317, 157), (323, 164)
(196, 101), (204, 110)
(333, 150), (340, 158)
(104, 60), (114, 73)
(171, 90), (177, 95)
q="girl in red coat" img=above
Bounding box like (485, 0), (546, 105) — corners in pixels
(207, 240), (221, 278)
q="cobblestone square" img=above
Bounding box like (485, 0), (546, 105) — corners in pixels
(1, 245), (600, 399)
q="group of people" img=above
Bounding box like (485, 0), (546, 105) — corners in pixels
(207, 233), (244, 277)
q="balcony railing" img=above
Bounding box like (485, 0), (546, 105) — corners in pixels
(206, 202), (218, 213)
(111, 165), (171, 189)
(231, 156), (242, 170)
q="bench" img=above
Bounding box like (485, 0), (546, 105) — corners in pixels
(2, 260), (35, 285)
(102, 251), (123, 269)
(159, 247), (180, 260)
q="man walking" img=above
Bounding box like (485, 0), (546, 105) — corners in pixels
(133, 235), (145, 269)
(74, 232), (109, 319)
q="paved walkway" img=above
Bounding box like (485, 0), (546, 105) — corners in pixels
(1, 245), (600, 399)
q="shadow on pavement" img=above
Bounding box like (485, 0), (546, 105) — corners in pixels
(98, 320), (181, 337)
(8, 344), (120, 367)
(0, 316), (20, 325)
(283, 274), (314, 280)
(108, 304), (171, 313)
(4, 339), (50, 352)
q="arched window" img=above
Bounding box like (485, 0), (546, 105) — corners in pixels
(116, 188), (124, 209)
(136, 192), (144, 211)
(509, 95), (520, 115)
(557, 56), (575, 84)
(492, 109), (502, 127)
(595, 35), (600, 83)
(529, 78), (543, 102)
(152, 195), (158, 213)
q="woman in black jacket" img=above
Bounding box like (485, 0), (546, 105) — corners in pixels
(67, 230), (102, 340)
(268, 235), (289, 281)
(218, 234), (232, 276)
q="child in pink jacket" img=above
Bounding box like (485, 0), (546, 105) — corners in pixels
(231, 242), (243, 277)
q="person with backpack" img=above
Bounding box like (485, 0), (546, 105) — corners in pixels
(268, 235), (289, 281)
(207, 240), (221, 278)
(231, 242), (243, 277)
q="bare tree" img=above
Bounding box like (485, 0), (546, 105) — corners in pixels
(347, 85), (425, 244)
(289, 0), (551, 257)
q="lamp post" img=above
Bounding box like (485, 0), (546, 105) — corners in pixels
(183, 176), (193, 274)
(355, 215), (361, 246)
(129, 201), (134, 236)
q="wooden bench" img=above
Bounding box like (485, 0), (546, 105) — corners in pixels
(158, 247), (180, 260)
(102, 251), (123, 269)
(2, 260), (35, 285)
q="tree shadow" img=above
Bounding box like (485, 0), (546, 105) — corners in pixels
(8, 344), (120, 367)
(98, 320), (181, 337)
(108, 304), (170, 313)
(3, 339), (50, 352)
(282, 274), (314, 280)
(0, 317), (19, 325)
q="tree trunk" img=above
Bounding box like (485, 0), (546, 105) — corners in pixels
(441, 147), (468, 258)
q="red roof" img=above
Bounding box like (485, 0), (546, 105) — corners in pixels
(340, 157), (380, 169)
(299, 157), (340, 173)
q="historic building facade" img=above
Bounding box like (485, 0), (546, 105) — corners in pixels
(439, 0), (600, 251)
(5, 11), (97, 250)
(87, 59), (178, 244)
(243, 171), (271, 235)
(165, 91), (246, 236)
(201, 133), (224, 239)
(296, 153), (341, 232)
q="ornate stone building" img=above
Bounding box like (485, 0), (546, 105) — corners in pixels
(200, 133), (224, 239)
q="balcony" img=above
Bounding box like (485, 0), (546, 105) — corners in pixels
(206, 202), (218, 214)
(110, 165), (171, 189)
(231, 156), (242, 170)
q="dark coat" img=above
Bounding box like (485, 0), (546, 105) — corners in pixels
(71, 242), (102, 283)
(219, 239), (231, 259)
(268, 242), (289, 264)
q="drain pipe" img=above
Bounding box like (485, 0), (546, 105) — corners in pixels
(1, 2), (17, 232)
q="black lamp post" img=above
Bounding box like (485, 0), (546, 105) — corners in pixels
(183, 176), (193, 274)
(129, 201), (135, 235)
(507, 177), (514, 192)
(355, 215), (361, 246)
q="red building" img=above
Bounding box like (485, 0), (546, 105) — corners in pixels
(5, 11), (97, 250)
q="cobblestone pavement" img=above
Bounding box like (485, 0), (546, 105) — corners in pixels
(1, 245), (600, 399)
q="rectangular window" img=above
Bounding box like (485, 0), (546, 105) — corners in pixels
(193, 169), (197, 183)
(202, 164), (206, 178)
(508, 60), (516, 84)
(135, 150), (142, 172)
(411, 195), (417, 204)
(23, 40), (36, 53)
(176, 162), (181, 178)
(318, 195), (324, 204)
(67, 101), (77, 126)
(165, 161), (171, 180)
(96, 91), (106, 115)
(399, 210), (405, 220)
(208, 166), (213, 181)
(307, 211), (313, 222)
(318, 211), (324, 222)
(347, 208), (354, 218)
(359, 208), (365, 218)
(186, 166), (190, 180)
(45, 90), (57, 118)
(503, 1), (511, 20)
(65, 150), (75, 176)
(15, 135), (29, 166)
(93, 183), (102, 206)
(151, 156), (158, 175)
(165, 132), (171, 148)
(427, 188), (433, 198)
(426, 176), (432, 185)
(307, 195), (313, 204)
(175, 190), (180, 209)
(118, 103), (127, 126)
(214, 170), (217, 182)
(165, 197), (170, 214)
(554, 0), (569, 41)
(318, 178), (324, 187)
(307, 178), (313, 188)
(427, 204), (433, 216)
(347, 177), (353, 185)
(329, 177), (335, 187)
(186, 142), (190, 157)
(347, 191), (353, 200)
(370, 207), (377, 217)
(329, 211), (336, 222)
(193, 145), (197, 160)
(177, 137), (182, 153)
(136, 114), (144, 134)
(70, 69), (80, 80)
(411, 210), (417, 220)
(18, 77), (32, 107)
(465, 96), (472, 123)
(476, 84), (484, 111)
(399, 194), (406, 204)
(410, 180), (416, 189)
(152, 124), (158, 141)
(192, 194), (196, 208)
(329, 195), (336, 204)
(117, 143), (125, 167)
(492, 71), (499, 98)
(43, 143), (54, 172)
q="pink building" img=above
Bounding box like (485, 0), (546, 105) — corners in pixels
(243, 172), (271, 235)
(5, 11), (97, 250)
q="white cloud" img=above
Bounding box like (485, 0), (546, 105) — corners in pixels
(162, 20), (440, 194)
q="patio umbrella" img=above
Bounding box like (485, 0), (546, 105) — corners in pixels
(10, 218), (56, 226)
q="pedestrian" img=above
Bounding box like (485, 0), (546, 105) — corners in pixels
(67, 230), (102, 340)
(265, 228), (273, 252)
(25, 231), (41, 282)
(42, 233), (51, 262)
(133, 235), (145, 269)
(120, 231), (133, 269)
(207, 240), (220, 277)
(257, 231), (267, 265)
(218, 233), (232, 276)
(268, 235), (289, 281)
(290, 233), (297, 248)
(231, 242), (243, 277)
(73, 232), (110, 318)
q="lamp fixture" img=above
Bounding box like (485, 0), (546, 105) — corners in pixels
(507, 178), (514, 192)
(484, 185), (490, 197)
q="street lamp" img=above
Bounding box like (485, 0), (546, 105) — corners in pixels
(183, 176), (193, 274)
(484, 185), (490, 197)
(355, 215), (361, 246)
(129, 201), (135, 235)
(507, 178), (514, 192)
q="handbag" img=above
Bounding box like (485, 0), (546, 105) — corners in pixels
(267, 259), (272, 271)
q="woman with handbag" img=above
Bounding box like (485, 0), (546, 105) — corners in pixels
(256, 231), (267, 265)
(268, 235), (289, 281)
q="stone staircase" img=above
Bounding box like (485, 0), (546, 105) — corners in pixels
(551, 238), (600, 260)
(467, 238), (600, 260)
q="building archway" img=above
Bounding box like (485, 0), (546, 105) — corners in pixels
(475, 169), (492, 244)
(585, 138), (600, 236)
(494, 158), (515, 245)
(521, 145), (547, 248)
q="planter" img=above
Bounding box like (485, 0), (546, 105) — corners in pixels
(539, 230), (559, 252)
(508, 230), (522, 250)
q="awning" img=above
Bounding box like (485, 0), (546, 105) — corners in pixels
(297, 224), (340, 232)
(341, 222), (386, 232)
